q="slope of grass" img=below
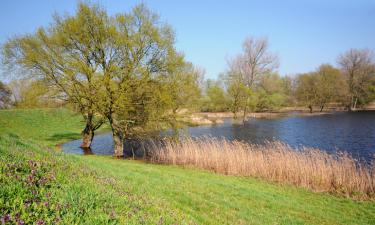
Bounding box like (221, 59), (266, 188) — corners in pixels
(1, 108), (375, 224)
(0, 108), (83, 147)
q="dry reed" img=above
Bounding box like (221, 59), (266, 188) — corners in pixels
(149, 137), (375, 200)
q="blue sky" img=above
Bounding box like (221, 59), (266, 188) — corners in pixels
(0, 0), (374, 79)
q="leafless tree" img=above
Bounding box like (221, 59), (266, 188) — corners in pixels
(226, 36), (279, 120)
(236, 37), (279, 87)
(338, 49), (375, 110)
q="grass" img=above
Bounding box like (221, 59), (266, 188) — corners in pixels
(1, 108), (375, 224)
(0, 108), (84, 147)
(150, 138), (375, 200)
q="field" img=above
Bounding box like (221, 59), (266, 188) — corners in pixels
(1, 109), (375, 224)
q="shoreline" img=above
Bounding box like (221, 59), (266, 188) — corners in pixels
(187, 109), (339, 125)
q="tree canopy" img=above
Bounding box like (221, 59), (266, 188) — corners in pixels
(2, 3), (200, 156)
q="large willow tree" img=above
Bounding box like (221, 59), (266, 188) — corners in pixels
(2, 3), (190, 157)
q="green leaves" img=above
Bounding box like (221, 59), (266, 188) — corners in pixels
(2, 2), (197, 153)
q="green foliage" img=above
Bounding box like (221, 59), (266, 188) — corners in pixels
(256, 73), (288, 111)
(7, 79), (61, 109)
(201, 80), (229, 112)
(295, 72), (318, 111)
(165, 63), (202, 113)
(295, 64), (347, 112)
(2, 2), (198, 154)
(226, 79), (251, 115)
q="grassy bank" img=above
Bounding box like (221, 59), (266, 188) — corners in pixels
(1, 109), (375, 224)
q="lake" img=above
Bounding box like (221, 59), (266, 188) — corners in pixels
(62, 111), (375, 160)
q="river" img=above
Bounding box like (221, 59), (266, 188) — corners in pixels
(62, 111), (375, 160)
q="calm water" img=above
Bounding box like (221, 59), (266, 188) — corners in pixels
(62, 111), (375, 160)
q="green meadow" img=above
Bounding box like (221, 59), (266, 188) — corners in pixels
(0, 108), (374, 224)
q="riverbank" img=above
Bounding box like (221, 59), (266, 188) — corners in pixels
(186, 110), (333, 125)
(1, 108), (375, 224)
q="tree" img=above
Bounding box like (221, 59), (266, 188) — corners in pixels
(203, 80), (229, 112)
(295, 64), (346, 112)
(338, 49), (375, 110)
(2, 3), (107, 149)
(225, 37), (279, 119)
(0, 81), (12, 109)
(280, 75), (296, 106)
(6, 79), (62, 108)
(295, 73), (318, 113)
(315, 64), (345, 111)
(166, 62), (203, 114)
(256, 73), (287, 111)
(226, 77), (250, 118)
(85, 4), (182, 157)
(2, 3), (189, 157)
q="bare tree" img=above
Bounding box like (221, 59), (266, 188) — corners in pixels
(238, 37), (279, 87)
(226, 37), (279, 120)
(338, 49), (375, 110)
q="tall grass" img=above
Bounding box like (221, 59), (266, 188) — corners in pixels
(149, 137), (375, 199)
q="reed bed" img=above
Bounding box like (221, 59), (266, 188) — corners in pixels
(149, 137), (375, 200)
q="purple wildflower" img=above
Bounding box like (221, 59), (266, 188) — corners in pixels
(36, 219), (45, 225)
(3, 214), (11, 223)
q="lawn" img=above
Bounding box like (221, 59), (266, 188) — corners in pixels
(0, 108), (374, 224)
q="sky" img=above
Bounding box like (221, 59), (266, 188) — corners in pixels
(0, 0), (374, 80)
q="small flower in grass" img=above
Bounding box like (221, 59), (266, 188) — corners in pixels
(36, 219), (45, 225)
(43, 201), (49, 207)
(24, 200), (31, 208)
(55, 203), (61, 210)
(2, 214), (11, 223)
(17, 220), (25, 225)
(28, 160), (35, 168)
(54, 216), (61, 223)
(27, 175), (34, 184)
(39, 177), (47, 185)
(109, 211), (116, 219)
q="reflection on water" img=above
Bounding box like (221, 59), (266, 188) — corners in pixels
(62, 111), (375, 160)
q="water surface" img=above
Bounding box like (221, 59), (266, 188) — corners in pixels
(62, 111), (375, 160)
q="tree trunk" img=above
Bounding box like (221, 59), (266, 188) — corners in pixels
(80, 128), (94, 149)
(80, 122), (94, 149)
(242, 105), (248, 123)
(308, 105), (313, 113)
(108, 117), (124, 158)
(353, 97), (358, 110)
(320, 104), (324, 112)
(112, 129), (124, 158)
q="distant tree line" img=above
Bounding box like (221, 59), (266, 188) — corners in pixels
(200, 38), (375, 116)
